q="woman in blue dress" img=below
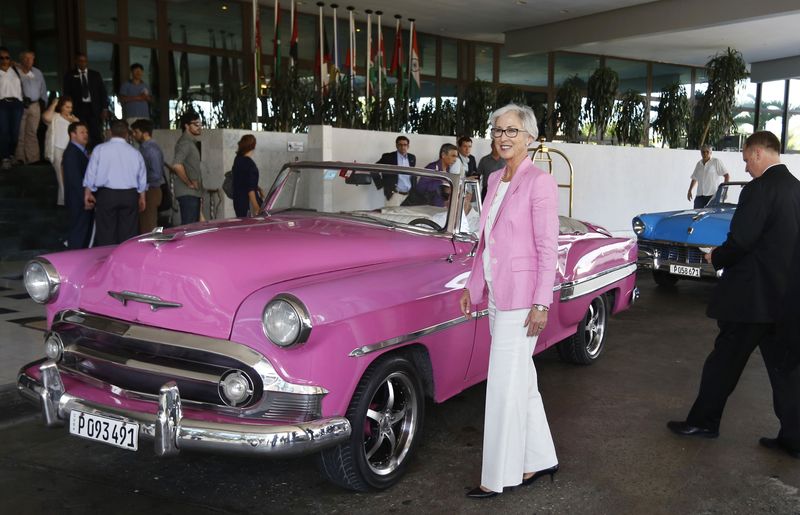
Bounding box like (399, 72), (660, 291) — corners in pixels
(231, 134), (263, 217)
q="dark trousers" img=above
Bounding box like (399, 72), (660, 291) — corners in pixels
(687, 320), (800, 448)
(73, 102), (103, 149)
(94, 188), (139, 246)
(0, 98), (24, 159)
(65, 199), (93, 249)
(694, 195), (712, 209)
(177, 195), (201, 225)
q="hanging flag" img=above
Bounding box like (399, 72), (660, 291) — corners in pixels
(365, 10), (372, 100)
(208, 30), (221, 102)
(345, 7), (355, 78)
(289, 0), (298, 68)
(389, 17), (405, 100)
(331, 4), (340, 77)
(408, 20), (421, 99)
(315, 2), (331, 93)
(375, 12), (386, 101)
(179, 25), (190, 99)
(273, 0), (281, 80)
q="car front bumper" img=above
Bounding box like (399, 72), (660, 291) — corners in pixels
(18, 360), (351, 458)
(636, 244), (720, 279)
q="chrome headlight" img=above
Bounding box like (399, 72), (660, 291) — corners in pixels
(632, 217), (645, 235)
(262, 294), (312, 347)
(24, 259), (60, 304)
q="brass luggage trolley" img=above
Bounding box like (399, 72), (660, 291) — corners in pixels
(529, 141), (575, 217)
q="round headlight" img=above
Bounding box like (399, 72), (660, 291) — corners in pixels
(218, 370), (254, 407)
(262, 294), (312, 348)
(44, 333), (64, 362)
(24, 259), (60, 304)
(632, 217), (645, 235)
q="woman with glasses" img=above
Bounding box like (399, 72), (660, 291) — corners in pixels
(459, 104), (560, 499)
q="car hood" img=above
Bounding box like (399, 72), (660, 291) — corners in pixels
(75, 215), (451, 339)
(637, 207), (734, 245)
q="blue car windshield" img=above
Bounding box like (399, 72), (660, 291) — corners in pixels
(708, 183), (744, 208)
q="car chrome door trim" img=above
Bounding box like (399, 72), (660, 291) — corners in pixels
(559, 263), (637, 301)
(349, 309), (490, 357)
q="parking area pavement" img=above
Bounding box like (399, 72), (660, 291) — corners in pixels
(1, 273), (799, 514)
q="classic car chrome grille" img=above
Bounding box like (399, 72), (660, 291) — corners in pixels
(640, 242), (705, 265)
(49, 310), (324, 423)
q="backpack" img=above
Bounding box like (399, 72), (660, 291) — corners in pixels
(222, 170), (234, 199)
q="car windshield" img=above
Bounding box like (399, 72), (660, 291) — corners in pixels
(264, 164), (480, 235)
(707, 183), (745, 208)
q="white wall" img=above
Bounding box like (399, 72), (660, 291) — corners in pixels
(154, 126), (800, 236)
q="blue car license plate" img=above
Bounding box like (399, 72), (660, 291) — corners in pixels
(669, 264), (701, 278)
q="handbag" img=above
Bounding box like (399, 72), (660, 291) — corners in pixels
(222, 170), (234, 199)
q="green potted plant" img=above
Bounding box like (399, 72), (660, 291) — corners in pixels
(614, 90), (646, 146)
(458, 80), (494, 137)
(585, 66), (619, 142)
(554, 75), (584, 143)
(652, 82), (690, 148)
(695, 47), (749, 147)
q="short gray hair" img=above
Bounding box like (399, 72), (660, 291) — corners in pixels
(700, 144), (712, 152)
(489, 103), (539, 142)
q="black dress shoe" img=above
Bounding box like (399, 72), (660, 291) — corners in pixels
(466, 486), (500, 499)
(667, 420), (719, 438)
(759, 437), (800, 458)
(521, 464), (559, 486)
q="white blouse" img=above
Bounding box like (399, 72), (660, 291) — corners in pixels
(482, 180), (510, 282)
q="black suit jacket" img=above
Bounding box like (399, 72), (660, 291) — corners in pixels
(374, 151), (417, 200)
(63, 68), (108, 116)
(62, 142), (89, 209)
(708, 164), (800, 323)
(463, 154), (478, 177)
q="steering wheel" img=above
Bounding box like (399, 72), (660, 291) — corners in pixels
(409, 218), (443, 231)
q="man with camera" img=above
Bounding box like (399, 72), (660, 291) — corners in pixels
(14, 50), (47, 165)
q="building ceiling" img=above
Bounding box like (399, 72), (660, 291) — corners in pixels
(269, 0), (800, 68)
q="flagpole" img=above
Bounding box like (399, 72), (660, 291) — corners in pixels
(347, 6), (355, 94)
(376, 11), (383, 104)
(331, 4), (339, 75)
(407, 17), (414, 116)
(290, 0), (295, 68)
(317, 2), (325, 99)
(252, 0), (258, 100)
(365, 9), (372, 102)
(274, 0), (279, 74)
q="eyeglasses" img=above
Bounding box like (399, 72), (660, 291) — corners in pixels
(490, 127), (527, 139)
(0, 56), (10, 61)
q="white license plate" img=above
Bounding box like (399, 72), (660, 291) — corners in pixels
(669, 264), (701, 278)
(69, 410), (139, 451)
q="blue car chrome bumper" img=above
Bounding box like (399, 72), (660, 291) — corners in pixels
(637, 240), (720, 279)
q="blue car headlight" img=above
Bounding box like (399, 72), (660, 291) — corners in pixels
(632, 217), (646, 236)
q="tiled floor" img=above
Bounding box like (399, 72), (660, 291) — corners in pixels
(0, 262), (46, 385)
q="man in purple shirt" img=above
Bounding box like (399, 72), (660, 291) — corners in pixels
(83, 120), (147, 245)
(410, 143), (459, 207)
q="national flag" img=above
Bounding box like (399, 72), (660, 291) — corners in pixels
(272, 1), (281, 80)
(390, 19), (405, 99)
(289, 0), (298, 67)
(409, 21), (421, 99)
(315, 6), (331, 92)
(370, 27), (387, 92)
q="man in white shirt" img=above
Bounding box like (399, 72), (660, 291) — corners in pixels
(0, 46), (23, 170)
(687, 145), (729, 208)
(15, 50), (48, 164)
(454, 136), (478, 177)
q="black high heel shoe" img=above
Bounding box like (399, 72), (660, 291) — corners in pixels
(466, 486), (500, 499)
(521, 464), (559, 486)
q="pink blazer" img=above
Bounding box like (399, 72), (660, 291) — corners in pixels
(465, 158), (559, 310)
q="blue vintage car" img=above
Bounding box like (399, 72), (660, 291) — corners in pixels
(632, 181), (747, 286)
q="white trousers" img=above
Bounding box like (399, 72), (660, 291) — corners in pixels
(481, 288), (558, 493)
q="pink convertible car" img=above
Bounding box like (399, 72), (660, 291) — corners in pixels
(18, 162), (637, 491)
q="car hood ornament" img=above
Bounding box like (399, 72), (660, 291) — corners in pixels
(108, 290), (182, 311)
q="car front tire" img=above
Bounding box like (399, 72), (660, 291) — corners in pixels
(557, 295), (609, 365)
(317, 354), (425, 491)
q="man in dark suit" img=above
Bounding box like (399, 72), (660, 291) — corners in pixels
(374, 135), (417, 206)
(62, 53), (108, 149)
(62, 121), (93, 249)
(456, 136), (478, 177)
(668, 131), (800, 458)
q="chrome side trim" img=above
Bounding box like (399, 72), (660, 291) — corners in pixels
(559, 263), (637, 301)
(53, 310), (326, 397)
(18, 369), (351, 458)
(349, 309), (489, 358)
(108, 290), (182, 311)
